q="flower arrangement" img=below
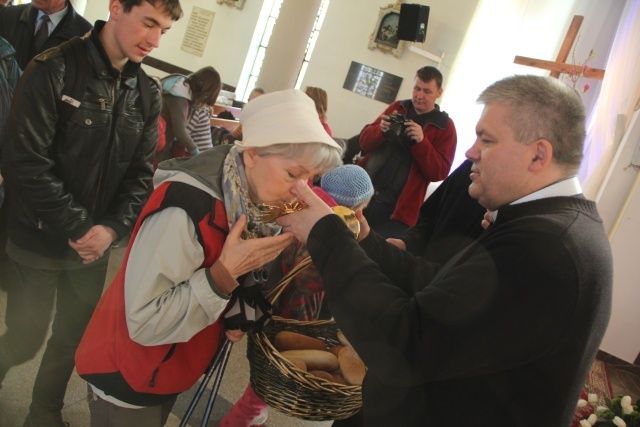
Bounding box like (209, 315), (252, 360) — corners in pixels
(562, 35), (597, 95)
(577, 394), (640, 427)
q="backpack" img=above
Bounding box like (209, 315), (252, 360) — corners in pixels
(57, 36), (152, 124)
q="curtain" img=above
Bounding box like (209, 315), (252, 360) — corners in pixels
(442, 0), (577, 169)
(442, 0), (626, 173)
(581, 0), (640, 197)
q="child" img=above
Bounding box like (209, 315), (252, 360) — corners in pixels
(219, 164), (373, 427)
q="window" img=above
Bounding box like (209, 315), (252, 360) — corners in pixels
(294, 0), (330, 89)
(235, 0), (283, 102)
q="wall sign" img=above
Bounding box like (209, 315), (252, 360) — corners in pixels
(181, 7), (215, 57)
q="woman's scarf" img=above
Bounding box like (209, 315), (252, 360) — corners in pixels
(220, 146), (280, 332)
(221, 146), (282, 240)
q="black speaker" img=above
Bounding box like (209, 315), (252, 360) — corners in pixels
(397, 4), (430, 43)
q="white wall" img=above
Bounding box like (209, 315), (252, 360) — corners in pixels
(302, 0), (479, 138)
(83, 0), (479, 137)
(84, 0), (263, 85)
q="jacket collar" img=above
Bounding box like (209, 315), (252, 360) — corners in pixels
(90, 20), (141, 89)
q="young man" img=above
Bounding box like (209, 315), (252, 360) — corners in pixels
(279, 75), (613, 427)
(0, 1), (182, 426)
(358, 65), (457, 238)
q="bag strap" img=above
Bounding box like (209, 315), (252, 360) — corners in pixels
(58, 36), (87, 124)
(137, 67), (151, 122)
(59, 36), (152, 122)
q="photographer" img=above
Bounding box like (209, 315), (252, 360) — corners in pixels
(359, 66), (457, 238)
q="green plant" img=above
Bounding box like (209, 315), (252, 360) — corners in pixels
(578, 394), (640, 427)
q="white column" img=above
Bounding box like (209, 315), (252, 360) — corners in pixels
(256, 0), (321, 91)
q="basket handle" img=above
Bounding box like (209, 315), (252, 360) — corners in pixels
(265, 256), (313, 304)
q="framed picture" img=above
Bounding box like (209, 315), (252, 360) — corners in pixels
(216, 0), (245, 10)
(368, 3), (406, 58)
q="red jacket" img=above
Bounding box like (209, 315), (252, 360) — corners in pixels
(75, 181), (229, 406)
(359, 100), (456, 227)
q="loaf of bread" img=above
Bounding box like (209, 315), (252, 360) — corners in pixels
(286, 357), (307, 372)
(328, 345), (344, 358)
(274, 331), (328, 352)
(332, 373), (347, 385)
(308, 370), (336, 382)
(336, 329), (351, 347)
(338, 346), (366, 385)
(280, 349), (340, 372)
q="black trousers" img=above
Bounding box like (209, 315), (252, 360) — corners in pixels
(0, 258), (107, 418)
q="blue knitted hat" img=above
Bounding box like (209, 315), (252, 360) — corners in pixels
(320, 165), (374, 208)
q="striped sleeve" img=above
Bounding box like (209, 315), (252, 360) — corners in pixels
(187, 107), (214, 151)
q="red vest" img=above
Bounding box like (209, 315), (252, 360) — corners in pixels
(76, 182), (229, 402)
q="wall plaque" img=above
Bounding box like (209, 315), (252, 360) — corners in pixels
(343, 61), (403, 104)
(181, 7), (215, 57)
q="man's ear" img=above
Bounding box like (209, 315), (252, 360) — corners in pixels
(242, 148), (258, 168)
(529, 139), (553, 172)
(109, 0), (122, 19)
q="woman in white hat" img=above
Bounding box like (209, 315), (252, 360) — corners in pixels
(75, 90), (343, 427)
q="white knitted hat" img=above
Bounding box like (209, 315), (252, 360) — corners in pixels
(320, 165), (374, 208)
(235, 89), (341, 150)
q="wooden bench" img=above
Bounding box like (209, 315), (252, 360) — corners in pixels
(211, 117), (239, 131)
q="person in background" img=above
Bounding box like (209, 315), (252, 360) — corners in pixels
(157, 66), (221, 161)
(220, 163), (373, 427)
(387, 159), (487, 262)
(305, 86), (332, 136)
(359, 66), (457, 239)
(75, 89), (343, 427)
(277, 74), (613, 427)
(0, 0), (91, 70)
(0, 35), (20, 209)
(0, 1), (12, 9)
(0, 1), (183, 426)
(231, 86), (266, 141)
(0, 0), (92, 321)
(0, 35), (20, 294)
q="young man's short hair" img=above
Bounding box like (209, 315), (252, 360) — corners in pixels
(120, 0), (183, 21)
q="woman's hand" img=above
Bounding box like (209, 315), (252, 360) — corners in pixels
(276, 180), (334, 244)
(355, 209), (370, 242)
(481, 210), (494, 229)
(217, 214), (295, 278)
(225, 329), (245, 343)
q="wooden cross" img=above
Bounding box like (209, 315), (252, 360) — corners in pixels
(513, 15), (605, 80)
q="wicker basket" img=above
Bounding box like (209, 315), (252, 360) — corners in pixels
(247, 258), (363, 421)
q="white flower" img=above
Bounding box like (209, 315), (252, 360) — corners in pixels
(587, 413), (598, 425)
(579, 420), (592, 427)
(623, 404), (634, 415)
(596, 406), (608, 412)
(621, 395), (632, 408)
(613, 416), (627, 427)
(577, 399), (588, 408)
(588, 393), (598, 404)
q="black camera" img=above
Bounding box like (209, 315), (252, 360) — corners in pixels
(384, 113), (412, 146)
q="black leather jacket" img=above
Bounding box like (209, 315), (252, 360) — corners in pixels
(1, 23), (160, 260)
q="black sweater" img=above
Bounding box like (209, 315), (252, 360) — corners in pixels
(308, 196), (612, 427)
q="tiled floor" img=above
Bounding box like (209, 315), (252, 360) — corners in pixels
(1, 247), (639, 426)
